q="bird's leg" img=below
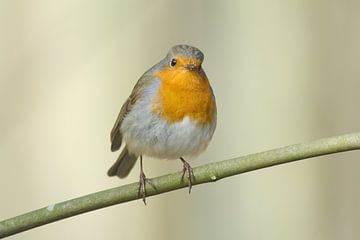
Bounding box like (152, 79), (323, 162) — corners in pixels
(138, 156), (155, 205)
(180, 157), (194, 193)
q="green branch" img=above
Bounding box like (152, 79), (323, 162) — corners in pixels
(1, 132), (360, 238)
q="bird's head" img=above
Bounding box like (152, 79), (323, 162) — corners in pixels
(164, 45), (204, 71)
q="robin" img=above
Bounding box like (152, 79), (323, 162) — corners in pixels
(108, 45), (217, 204)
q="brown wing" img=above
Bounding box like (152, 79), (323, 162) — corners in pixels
(110, 73), (156, 152)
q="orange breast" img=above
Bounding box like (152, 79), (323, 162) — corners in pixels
(152, 67), (216, 124)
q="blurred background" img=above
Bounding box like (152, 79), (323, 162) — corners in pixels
(1, 0), (360, 239)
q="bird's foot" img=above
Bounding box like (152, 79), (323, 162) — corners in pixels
(180, 157), (194, 193)
(138, 172), (155, 205)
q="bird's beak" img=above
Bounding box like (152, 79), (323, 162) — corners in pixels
(183, 64), (197, 70)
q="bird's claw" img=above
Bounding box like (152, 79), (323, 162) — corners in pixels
(180, 158), (194, 193)
(138, 172), (156, 205)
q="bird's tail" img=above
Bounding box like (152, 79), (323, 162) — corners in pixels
(107, 146), (138, 178)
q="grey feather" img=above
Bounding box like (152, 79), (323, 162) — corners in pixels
(107, 147), (138, 178)
(110, 72), (159, 152)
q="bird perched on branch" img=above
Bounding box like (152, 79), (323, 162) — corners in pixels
(108, 45), (217, 204)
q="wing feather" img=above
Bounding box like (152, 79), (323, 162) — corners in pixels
(110, 74), (156, 152)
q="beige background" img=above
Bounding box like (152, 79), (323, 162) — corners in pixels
(1, 1), (360, 239)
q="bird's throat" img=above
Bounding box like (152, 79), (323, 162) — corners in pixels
(152, 68), (216, 124)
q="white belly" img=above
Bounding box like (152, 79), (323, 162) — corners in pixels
(120, 85), (216, 159)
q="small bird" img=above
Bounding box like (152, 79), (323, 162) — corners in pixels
(108, 45), (217, 204)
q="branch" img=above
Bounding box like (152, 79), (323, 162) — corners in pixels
(1, 132), (360, 238)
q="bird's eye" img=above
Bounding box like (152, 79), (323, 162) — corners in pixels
(170, 58), (177, 67)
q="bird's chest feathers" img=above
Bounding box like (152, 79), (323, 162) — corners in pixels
(152, 68), (215, 124)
